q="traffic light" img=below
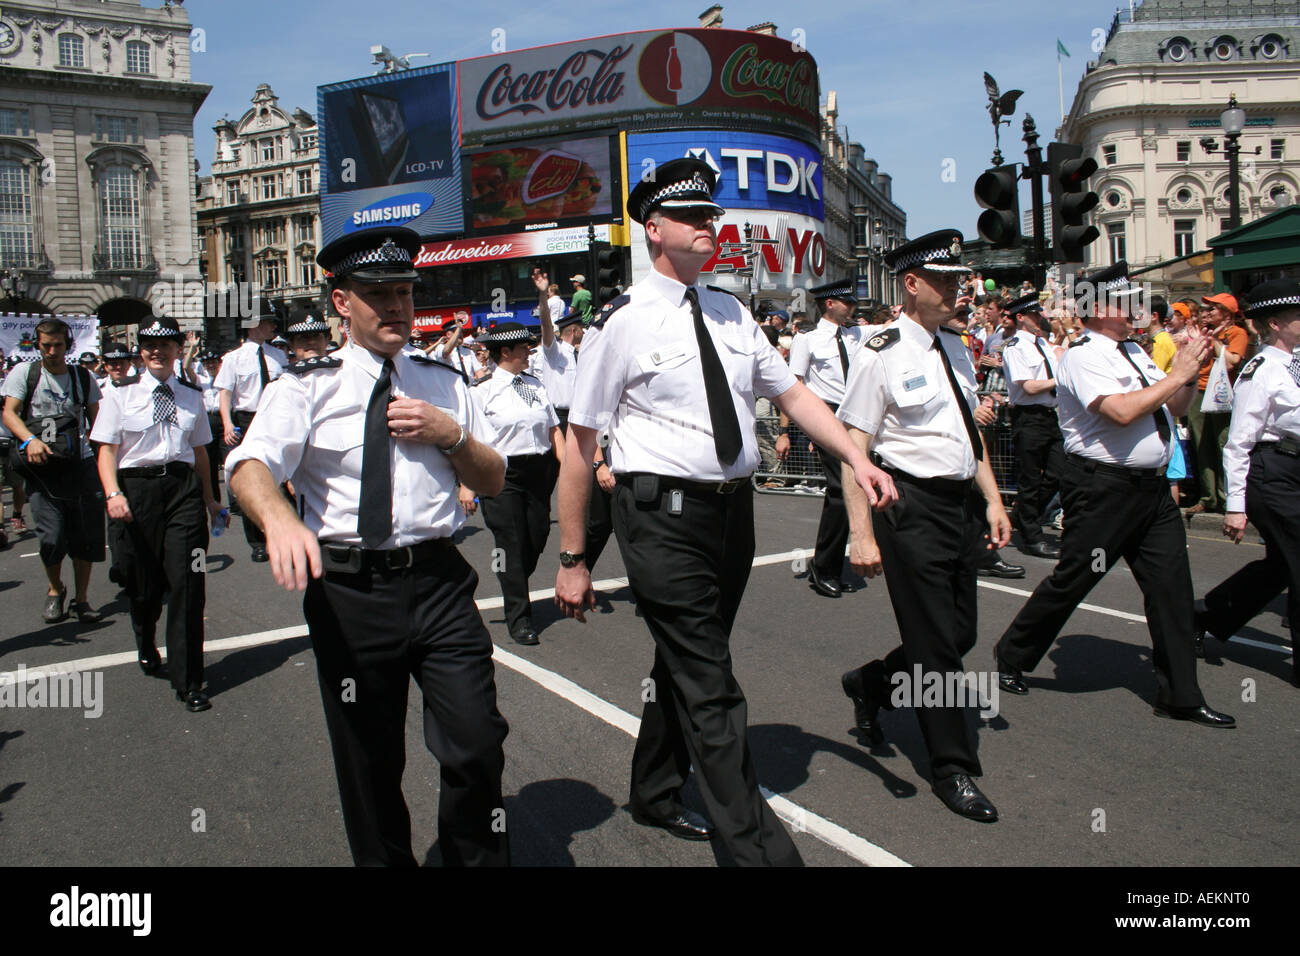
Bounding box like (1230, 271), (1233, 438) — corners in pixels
(973, 165), (1022, 249)
(593, 242), (623, 308)
(1048, 142), (1100, 262)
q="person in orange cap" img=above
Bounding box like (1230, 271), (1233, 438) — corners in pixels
(1185, 292), (1248, 516)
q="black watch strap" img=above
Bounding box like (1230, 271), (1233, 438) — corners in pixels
(559, 550), (586, 568)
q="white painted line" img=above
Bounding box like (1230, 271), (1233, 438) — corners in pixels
(492, 643), (640, 738)
(20, 551), (39, 558)
(973, 580), (1149, 623)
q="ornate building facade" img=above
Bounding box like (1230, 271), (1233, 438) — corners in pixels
(0, 0), (208, 325)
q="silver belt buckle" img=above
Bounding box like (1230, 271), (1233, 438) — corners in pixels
(388, 545), (414, 569)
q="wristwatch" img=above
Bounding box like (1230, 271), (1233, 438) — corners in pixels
(558, 550), (586, 568)
(593, 460), (606, 471)
(439, 425), (468, 455)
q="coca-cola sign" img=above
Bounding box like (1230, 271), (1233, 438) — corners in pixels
(459, 29), (820, 147)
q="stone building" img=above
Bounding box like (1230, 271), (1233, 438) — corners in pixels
(0, 0), (208, 327)
(195, 83), (322, 346)
(1059, 0), (1300, 296)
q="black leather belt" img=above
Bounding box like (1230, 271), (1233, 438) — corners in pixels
(321, 537), (452, 573)
(1067, 453), (1166, 480)
(875, 460), (973, 497)
(119, 462), (193, 479)
(616, 472), (751, 496)
(1255, 438), (1300, 458)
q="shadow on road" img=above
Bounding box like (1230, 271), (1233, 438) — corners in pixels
(0, 729), (26, 825)
(203, 634), (313, 699)
(750, 722), (920, 801)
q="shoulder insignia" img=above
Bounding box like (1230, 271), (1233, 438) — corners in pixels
(705, 284), (747, 307)
(1237, 354), (1265, 381)
(1068, 335), (1090, 348)
(408, 352), (467, 383)
(112, 375), (140, 388)
(174, 377), (201, 391)
(286, 356), (343, 375)
(939, 326), (963, 337)
(864, 328), (900, 352)
(593, 293), (631, 329)
(519, 370), (540, 382)
(469, 374), (491, 387)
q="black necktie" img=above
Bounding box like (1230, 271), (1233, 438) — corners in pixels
(933, 337), (983, 461)
(1031, 337), (1057, 397)
(685, 287), (742, 466)
(1116, 341), (1172, 445)
(152, 383), (177, 424)
(358, 359), (393, 548)
(836, 327), (850, 380)
(257, 345), (270, 394)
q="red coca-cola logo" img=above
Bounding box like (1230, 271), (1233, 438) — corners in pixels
(639, 32), (713, 106)
(474, 46), (631, 121)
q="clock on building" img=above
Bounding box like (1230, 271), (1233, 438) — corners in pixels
(0, 19), (21, 56)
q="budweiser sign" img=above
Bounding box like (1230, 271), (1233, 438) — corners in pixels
(414, 225), (611, 268)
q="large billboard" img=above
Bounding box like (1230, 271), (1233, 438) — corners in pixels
(318, 63), (463, 244)
(459, 29), (820, 148)
(414, 223), (612, 269)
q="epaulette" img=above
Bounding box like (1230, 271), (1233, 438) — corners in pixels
(174, 377), (201, 391)
(518, 369), (540, 381)
(706, 284), (747, 307)
(1237, 354), (1265, 381)
(863, 328), (899, 351)
(111, 375), (140, 388)
(939, 325), (963, 336)
(408, 351), (467, 384)
(469, 374), (491, 386)
(1068, 335), (1090, 348)
(286, 356), (343, 375)
(593, 293), (631, 329)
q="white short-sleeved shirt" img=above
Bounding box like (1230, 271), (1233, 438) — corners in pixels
(471, 366), (559, 457)
(223, 341), (500, 547)
(837, 316), (981, 481)
(213, 340), (287, 411)
(90, 373), (211, 468)
(1002, 331), (1060, 408)
(430, 343), (482, 382)
(537, 337), (579, 410)
(1057, 333), (1174, 469)
(1222, 345), (1300, 511)
(2, 362), (101, 459)
(787, 318), (864, 405)
(567, 268), (796, 481)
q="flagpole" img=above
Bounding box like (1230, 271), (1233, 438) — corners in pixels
(1058, 51), (1065, 122)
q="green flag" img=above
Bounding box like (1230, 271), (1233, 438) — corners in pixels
(1057, 39), (1070, 57)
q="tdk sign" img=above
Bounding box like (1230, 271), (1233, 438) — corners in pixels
(348, 192), (433, 231)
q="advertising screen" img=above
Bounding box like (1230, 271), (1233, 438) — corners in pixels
(466, 134), (619, 234)
(318, 63), (463, 243)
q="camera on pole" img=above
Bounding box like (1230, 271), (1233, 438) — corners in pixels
(1048, 142), (1100, 262)
(974, 165), (1022, 249)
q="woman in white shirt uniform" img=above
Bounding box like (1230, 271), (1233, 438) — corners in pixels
(1194, 279), (1300, 684)
(471, 322), (563, 646)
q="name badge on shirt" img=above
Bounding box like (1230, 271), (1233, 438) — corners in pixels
(902, 373), (927, 392)
(649, 342), (689, 366)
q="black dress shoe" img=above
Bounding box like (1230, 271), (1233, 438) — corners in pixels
(1192, 629), (1207, 659)
(807, 565), (842, 598)
(139, 649), (162, 675)
(1019, 541), (1060, 560)
(178, 689), (211, 712)
(976, 559), (1026, 579)
(630, 806), (715, 841)
(510, 628), (540, 646)
(250, 546), (269, 563)
(932, 774), (998, 822)
(841, 666), (886, 746)
(993, 649), (1028, 696)
(1153, 703), (1235, 728)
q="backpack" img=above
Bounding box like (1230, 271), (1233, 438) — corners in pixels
(8, 361), (93, 481)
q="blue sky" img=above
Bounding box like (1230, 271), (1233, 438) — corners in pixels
(186, 0), (1127, 239)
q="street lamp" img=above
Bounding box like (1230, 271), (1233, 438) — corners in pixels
(1221, 93), (1246, 231)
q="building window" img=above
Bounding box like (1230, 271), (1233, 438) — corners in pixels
(1106, 221), (1126, 264)
(1219, 218), (1231, 235)
(259, 138), (275, 163)
(256, 258), (284, 290)
(299, 134), (317, 151)
(1176, 141), (1190, 162)
(1106, 191), (1122, 207)
(295, 214), (314, 242)
(1210, 36), (1238, 61)
(296, 168), (313, 195)
(1176, 187), (1193, 203)
(58, 33), (85, 68)
(95, 115), (139, 144)
(1257, 35), (1284, 60)
(299, 258), (317, 288)
(1165, 38), (1191, 62)
(125, 40), (150, 74)
(0, 160), (34, 269)
(226, 181), (240, 205)
(1173, 220), (1196, 257)
(1271, 139), (1285, 160)
(1102, 144), (1117, 166)
(258, 174), (279, 200)
(99, 165), (141, 269)
(0, 108), (31, 137)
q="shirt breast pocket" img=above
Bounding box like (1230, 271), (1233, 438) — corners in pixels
(176, 404), (198, 436)
(123, 408), (155, 433)
(892, 375), (941, 413)
(640, 346), (699, 409)
(311, 420), (364, 475)
(720, 334), (758, 395)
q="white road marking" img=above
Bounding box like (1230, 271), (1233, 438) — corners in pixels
(20, 551), (39, 558)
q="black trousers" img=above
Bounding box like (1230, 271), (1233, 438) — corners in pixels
(868, 473), (983, 779)
(812, 401), (849, 577)
(480, 453), (552, 635)
(996, 456), (1204, 708)
(113, 467), (208, 693)
(205, 410), (224, 506)
(586, 471), (615, 575)
(231, 410), (264, 548)
(614, 479), (802, 866)
(1009, 405), (1065, 547)
(1200, 445), (1299, 676)
(302, 545), (509, 867)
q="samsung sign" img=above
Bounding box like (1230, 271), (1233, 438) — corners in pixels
(348, 192), (434, 232)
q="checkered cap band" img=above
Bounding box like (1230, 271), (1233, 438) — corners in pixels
(813, 281), (856, 300)
(331, 238), (414, 275)
(286, 317), (329, 335)
(639, 172), (715, 220)
(1250, 296), (1300, 310)
(482, 328), (535, 344)
(889, 246), (962, 272)
(138, 320), (181, 338)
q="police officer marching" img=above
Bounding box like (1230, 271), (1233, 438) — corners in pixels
(225, 226), (510, 867)
(98, 341), (139, 391)
(553, 158), (896, 865)
(1001, 291), (1065, 560)
(1194, 278), (1300, 684)
(837, 229), (1011, 822)
(994, 262), (1235, 727)
(92, 316), (225, 711)
(787, 278), (865, 597)
(471, 322), (562, 647)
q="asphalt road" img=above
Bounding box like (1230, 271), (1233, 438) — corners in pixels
(1, 490), (1294, 868)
